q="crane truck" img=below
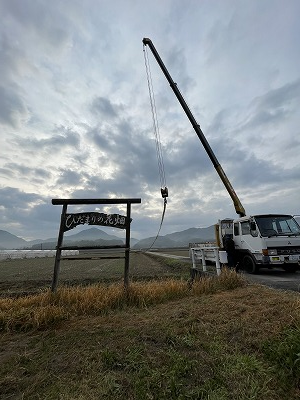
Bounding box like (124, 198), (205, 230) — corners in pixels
(143, 37), (300, 273)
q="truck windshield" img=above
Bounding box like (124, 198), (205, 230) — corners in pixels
(255, 215), (300, 237)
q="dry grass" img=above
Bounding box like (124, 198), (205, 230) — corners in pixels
(0, 268), (245, 332)
(1, 254), (300, 399)
(0, 281), (299, 400)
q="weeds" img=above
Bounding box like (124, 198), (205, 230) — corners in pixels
(1, 281), (299, 400)
(0, 270), (244, 332)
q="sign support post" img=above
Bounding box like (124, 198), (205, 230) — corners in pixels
(51, 203), (67, 292)
(124, 201), (131, 289)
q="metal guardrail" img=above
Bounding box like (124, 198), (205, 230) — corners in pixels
(190, 246), (228, 276)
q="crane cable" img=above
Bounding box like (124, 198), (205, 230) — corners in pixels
(143, 44), (168, 250)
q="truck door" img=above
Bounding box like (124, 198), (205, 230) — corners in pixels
(233, 222), (242, 249)
(233, 220), (260, 254)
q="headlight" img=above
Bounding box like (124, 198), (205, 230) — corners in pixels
(268, 249), (277, 255)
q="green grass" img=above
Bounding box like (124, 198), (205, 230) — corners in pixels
(262, 322), (300, 389)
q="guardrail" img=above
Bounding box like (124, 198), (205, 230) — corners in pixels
(190, 246), (228, 276)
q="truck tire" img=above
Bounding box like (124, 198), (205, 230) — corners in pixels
(243, 255), (259, 274)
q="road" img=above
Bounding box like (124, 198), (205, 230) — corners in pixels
(148, 251), (300, 293)
(243, 268), (300, 293)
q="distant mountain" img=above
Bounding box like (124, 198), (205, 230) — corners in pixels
(31, 228), (129, 249)
(165, 226), (215, 245)
(0, 227), (139, 250)
(0, 226), (215, 250)
(132, 236), (178, 249)
(0, 230), (28, 250)
(133, 226), (216, 249)
(64, 227), (121, 241)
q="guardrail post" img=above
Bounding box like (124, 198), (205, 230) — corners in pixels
(201, 249), (207, 272)
(214, 248), (221, 276)
(191, 248), (197, 269)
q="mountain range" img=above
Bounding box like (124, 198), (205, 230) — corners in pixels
(0, 226), (216, 250)
(2, 216), (299, 250)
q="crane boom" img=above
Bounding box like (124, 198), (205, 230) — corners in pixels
(143, 37), (246, 217)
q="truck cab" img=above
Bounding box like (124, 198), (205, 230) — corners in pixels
(218, 214), (300, 273)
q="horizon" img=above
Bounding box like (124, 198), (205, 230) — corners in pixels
(1, 223), (216, 243)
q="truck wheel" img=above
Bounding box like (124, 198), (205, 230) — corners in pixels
(243, 255), (259, 274)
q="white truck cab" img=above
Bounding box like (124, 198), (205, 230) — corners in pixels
(217, 214), (300, 273)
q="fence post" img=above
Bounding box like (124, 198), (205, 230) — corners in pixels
(214, 248), (221, 276)
(191, 248), (196, 269)
(201, 249), (207, 272)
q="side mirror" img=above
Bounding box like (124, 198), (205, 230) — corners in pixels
(250, 222), (258, 237)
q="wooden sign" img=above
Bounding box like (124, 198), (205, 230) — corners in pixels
(51, 198), (141, 292)
(64, 212), (130, 232)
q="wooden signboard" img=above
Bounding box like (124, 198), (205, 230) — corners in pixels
(51, 198), (141, 292)
(64, 212), (130, 232)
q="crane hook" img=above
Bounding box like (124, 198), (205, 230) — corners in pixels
(161, 186), (168, 199)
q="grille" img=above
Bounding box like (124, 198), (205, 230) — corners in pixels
(269, 246), (300, 255)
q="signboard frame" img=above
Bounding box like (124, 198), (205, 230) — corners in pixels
(51, 198), (141, 292)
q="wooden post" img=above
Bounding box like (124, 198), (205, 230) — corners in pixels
(51, 204), (67, 292)
(124, 201), (131, 289)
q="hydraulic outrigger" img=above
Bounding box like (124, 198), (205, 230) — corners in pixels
(143, 38), (246, 217)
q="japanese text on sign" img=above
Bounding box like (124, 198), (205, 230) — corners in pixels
(64, 212), (130, 232)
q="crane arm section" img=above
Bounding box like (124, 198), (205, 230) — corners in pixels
(142, 37), (245, 217)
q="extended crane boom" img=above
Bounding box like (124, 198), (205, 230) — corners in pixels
(143, 37), (246, 217)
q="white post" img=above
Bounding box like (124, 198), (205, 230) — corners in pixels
(214, 248), (221, 276)
(201, 249), (207, 272)
(191, 248), (197, 269)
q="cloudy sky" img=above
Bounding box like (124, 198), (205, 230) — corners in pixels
(0, 0), (299, 242)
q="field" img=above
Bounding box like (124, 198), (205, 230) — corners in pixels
(0, 251), (191, 296)
(0, 252), (300, 399)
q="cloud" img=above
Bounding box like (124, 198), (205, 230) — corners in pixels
(241, 79), (300, 130)
(0, 85), (29, 127)
(4, 163), (51, 181)
(91, 97), (120, 119)
(56, 169), (84, 186)
(15, 127), (81, 151)
(165, 46), (195, 92)
(0, 0), (299, 241)
(0, 186), (41, 209)
(1, 0), (72, 53)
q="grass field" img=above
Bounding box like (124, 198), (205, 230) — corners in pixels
(0, 253), (299, 399)
(0, 251), (191, 297)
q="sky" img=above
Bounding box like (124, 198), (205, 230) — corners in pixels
(0, 0), (300, 242)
